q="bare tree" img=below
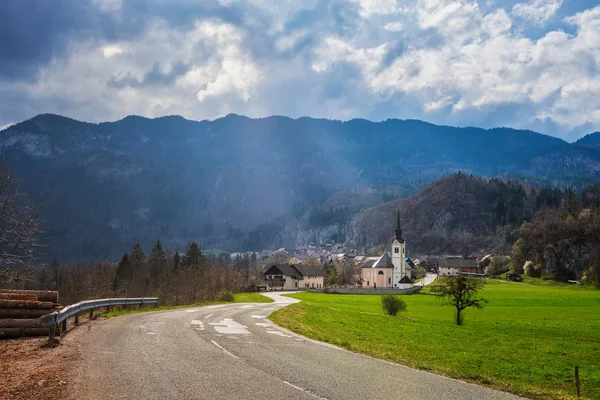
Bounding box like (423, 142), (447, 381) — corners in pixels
(431, 276), (488, 325)
(0, 164), (43, 288)
(338, 259), (361, 286)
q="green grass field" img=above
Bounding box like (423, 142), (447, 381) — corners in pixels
(270, 281), (600, 400)
(101, 291), (273, 318)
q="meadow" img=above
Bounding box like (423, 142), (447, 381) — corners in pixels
(270, 280), (600, 400)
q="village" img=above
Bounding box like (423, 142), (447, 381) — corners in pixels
(235, 211), (496, 292)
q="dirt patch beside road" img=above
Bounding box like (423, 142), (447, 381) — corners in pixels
(0, 319), (96, 400)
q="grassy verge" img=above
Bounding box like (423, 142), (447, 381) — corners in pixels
(101, 292), (273, 318)
(234, 292), (274, 303)
(270, 281), (600, 400)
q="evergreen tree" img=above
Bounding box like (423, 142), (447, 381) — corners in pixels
(173, 251), (181, 272)
(184, 242), (204, 268)
(149, 240), (167, 290)
(131, 243), (146, 264)
(130, 243), (148, 295)
(113, 253), (130, 293)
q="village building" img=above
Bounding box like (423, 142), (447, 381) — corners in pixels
(360, 211), (414, 288)
(262, 264), (324, 290)
(437, 256), (478, 276)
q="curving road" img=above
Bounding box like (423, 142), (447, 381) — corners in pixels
(73, 292), (520, 400)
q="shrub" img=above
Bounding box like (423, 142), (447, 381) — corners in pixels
(523, 261), (542, 277)
(381, 295), (407, 316)
(215, 289), (235, 302)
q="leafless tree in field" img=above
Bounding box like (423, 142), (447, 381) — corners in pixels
(0, 164), (44, 288)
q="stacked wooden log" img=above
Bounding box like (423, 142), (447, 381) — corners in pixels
(0, 290), (61, 339)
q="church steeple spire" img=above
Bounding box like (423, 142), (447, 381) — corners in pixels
(395, 210), (403, 242)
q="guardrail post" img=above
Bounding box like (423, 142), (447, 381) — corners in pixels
(49, 324), (56, 343)
(89, 309), (93, 320)
(40, 313), (59, 346)
(61, 319), (67, 335)
(74, 313), (79, 325)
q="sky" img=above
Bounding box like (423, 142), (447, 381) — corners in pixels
(1, 0), (600, 141)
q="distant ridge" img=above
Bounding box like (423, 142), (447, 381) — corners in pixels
(576, 132), (600, 145)
(1, 112), (599, 261)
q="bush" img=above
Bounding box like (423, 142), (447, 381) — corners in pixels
(381, 295), (407, 316)
(215, 289), (235, 302)
(523, 261), (542, 277)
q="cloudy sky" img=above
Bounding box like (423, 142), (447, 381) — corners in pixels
(1, 0), (600, 141)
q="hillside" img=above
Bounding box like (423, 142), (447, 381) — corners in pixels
(1, 113), (598, 260)
(347, 174), (536, 256)
(576, 132), (600, 145)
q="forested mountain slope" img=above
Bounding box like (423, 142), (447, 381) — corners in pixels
(1, 113), (599, 260)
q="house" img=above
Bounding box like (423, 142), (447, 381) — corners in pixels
(437, 256), (478, 276)
(360, 211), (414, 288)
(353, 255), (366, 263)
(477, 253), (497, 271)
(262, 264), (324, 290)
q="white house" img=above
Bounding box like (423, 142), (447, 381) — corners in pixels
(437, 257), (478, 276)
(262, 264), (325, 290)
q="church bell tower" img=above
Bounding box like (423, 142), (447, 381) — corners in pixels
(391, 210), (406, 287)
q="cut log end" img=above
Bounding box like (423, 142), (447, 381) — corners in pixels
(0, 299), (55, 310)
(0, 290), (58, 303)
(0, 293), (38, 301)
(0, 327), (58, 339)
(0, 308), (56, 319)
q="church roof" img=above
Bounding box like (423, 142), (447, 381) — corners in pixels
(360, 260), (376, 269)
(372, 251), (394, 268)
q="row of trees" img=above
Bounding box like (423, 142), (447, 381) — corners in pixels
(17, 241), (263, 305)
(512, 207), (600, 284)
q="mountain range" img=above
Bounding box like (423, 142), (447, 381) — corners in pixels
(2, 113), (600, 261)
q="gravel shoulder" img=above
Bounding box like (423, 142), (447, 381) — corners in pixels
(0, 317), (99, 400)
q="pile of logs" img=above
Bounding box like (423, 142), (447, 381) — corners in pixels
(0, 290), (61, 339)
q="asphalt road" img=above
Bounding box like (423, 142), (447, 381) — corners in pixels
(73, 292), (521, 400)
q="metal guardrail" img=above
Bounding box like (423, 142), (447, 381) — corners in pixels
(39, 297), (158, 342)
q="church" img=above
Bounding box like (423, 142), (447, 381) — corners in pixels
(360, 211), (413, 288)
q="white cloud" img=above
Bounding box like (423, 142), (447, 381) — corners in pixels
(311, 36), (389, 73)
(424, 96), (454, 111)
(103, 45), (124, 58)
(4, 0), (600, 139)
(383, 22), (404, 32)
(512, 0), (563, 24)
(309, 3), (600, 132)
(417, 0), (482, 42)
(11, 19), (262, 121)
(180, 21), (262, 102)
(482, 9), (512, 37)
(350, 0), (408, 18)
